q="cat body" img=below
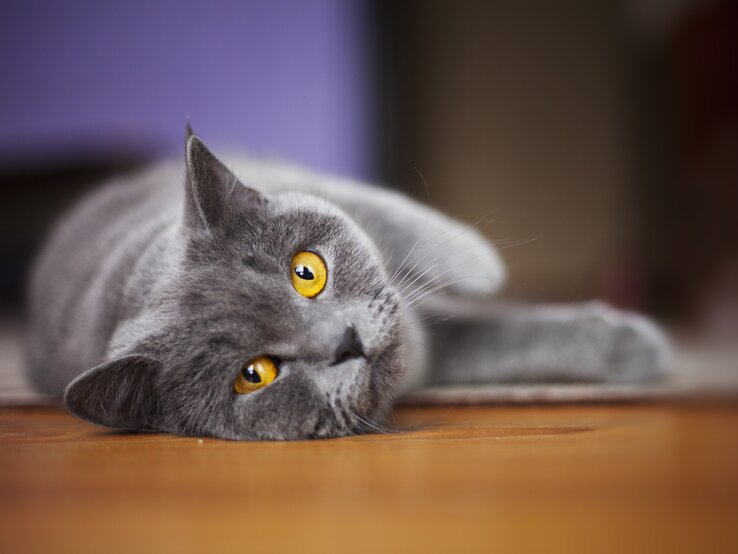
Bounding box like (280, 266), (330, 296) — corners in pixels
(27, 131), (668, 440)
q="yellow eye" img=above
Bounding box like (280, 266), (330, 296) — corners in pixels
(234, 356), (279, 394)
(290, 251), (327, 298)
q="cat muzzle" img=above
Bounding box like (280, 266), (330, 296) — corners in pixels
(331, 325), (366, 366)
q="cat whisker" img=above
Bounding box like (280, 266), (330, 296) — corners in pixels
(392, 224), (506, 301)
(495, 234), (542, 250)
(388, 243), (420, 287)
(390, 211), (501, 296)
(396, 262), (441, 297)
(387, 167), (434, 288)
(402, 284), (453, 311)
(404, 263), (456, 294)
(403, 249), (509, 305)
(402, 275), (502, 311)
(392, 253), (428, 290)
(418, 313), (456, 327)
(401, 267), (458, 304)
(350, 410), (393, 435)
(421, 209), (498, 251)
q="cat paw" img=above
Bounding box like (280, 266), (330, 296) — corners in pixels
(447, 233), (506, 296)
(407, 227), (506, 298)
(583, 302), (671, 383)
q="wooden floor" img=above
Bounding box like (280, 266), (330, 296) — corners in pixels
(1, 404), (737, 553)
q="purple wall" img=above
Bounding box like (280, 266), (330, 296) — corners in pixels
(0, 0), (374, 179)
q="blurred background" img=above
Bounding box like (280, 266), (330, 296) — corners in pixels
(1, 0), (737, 342)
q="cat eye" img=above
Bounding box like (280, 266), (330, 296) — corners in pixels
(290, 251), (327, 298)
(234, 356), (279, 394)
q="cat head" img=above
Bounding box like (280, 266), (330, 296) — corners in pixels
(64, 128), (409, 440)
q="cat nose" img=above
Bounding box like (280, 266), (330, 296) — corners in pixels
(331, 325), (365, 365)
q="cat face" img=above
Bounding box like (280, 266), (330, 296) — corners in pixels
(64, 131), (409, 440)
(159, 191), (406, 439)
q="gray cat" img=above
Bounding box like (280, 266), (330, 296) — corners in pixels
(26, 127), (669, 440)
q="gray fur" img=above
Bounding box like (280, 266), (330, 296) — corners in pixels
(26, 130), (669, 440)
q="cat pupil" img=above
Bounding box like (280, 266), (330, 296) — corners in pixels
(294, 265), (314, 280)
(243, 365), (262, 384)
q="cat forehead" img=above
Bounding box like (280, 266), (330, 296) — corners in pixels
(267, 191), (380, 255)
(269, 190), (347, 218)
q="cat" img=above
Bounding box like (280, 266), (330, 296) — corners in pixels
(26, 126), (669, 440)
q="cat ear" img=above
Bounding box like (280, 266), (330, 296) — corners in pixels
(63, 354), (161, 431)
(184, 124), (266, 231)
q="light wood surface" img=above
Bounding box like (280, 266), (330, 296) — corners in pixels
(1, 404), (737, 553)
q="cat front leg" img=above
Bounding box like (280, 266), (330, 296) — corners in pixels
(421, 299), (670, 385)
